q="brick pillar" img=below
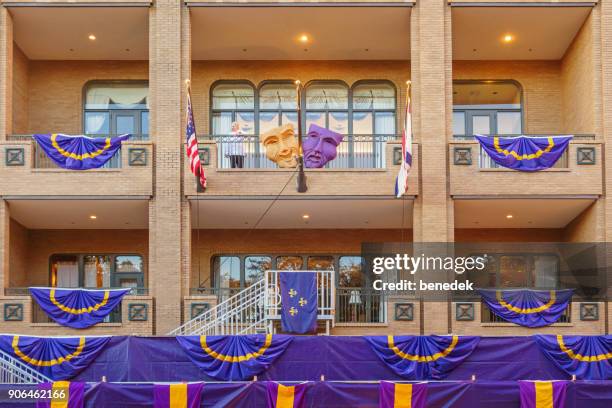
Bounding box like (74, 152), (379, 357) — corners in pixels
(148, 0), (189, 334)
(411, 0), (453, 244)
(0, 200), (9, 293)
(0, 6), (13, 140)
(411, 0), (453, 334)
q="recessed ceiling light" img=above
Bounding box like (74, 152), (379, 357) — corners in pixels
(89, 215), (97, 220)
(506, 214), (513, 219)
(299, 34), (309, 43)
(88, 34), (97, 41)
(503, 34), (514, 43)
(302, 214), (310, 220)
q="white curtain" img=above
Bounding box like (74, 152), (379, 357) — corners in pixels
(86, 85), (148, 109)
(56, 262), (78, 288)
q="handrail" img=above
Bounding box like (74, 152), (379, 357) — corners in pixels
(0, 348), (53, 384)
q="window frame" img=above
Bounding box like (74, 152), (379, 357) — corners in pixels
(452, 79), (524, 138)
(210, 80), (257, 136)
(82, 80), (149, 140)
(350, 80), (397, 137)
(257, 80), (299, 133)
(469, 252), (561, 289)
(302, 80), (351, 135)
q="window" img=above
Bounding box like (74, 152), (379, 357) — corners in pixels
(84, 82), (149, 139)
(338, 256), (364, 288)
(307, 256), (334, 271)
(352, 82), (396, 136)
(276, 256), (304, 271)
(452, 81), (522, 137)
(259, 83), (298, 134)
(49, 254), (144, 290)
(305, 82), (349, 135)
(211, 82), (255, 135)
(212, 256), (241, 290)
(244, 256), (271, 287)
(469, 253), (560, 288)
(83, 255), (111, 288)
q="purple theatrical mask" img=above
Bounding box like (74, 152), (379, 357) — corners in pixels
(303, 124), (343, 168)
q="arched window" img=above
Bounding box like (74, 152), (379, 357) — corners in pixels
(84, 81), (149, 139)
(258, 82), (298, 134)
(211, 82), (255, 135)
(305, 82), (349, 135)
(352, 82), (396, 136)
(452, 80), (522, 137)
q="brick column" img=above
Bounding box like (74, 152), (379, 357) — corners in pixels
(148, 0), (189, 334)
(411, 0), (453, 334)
(411, 0), (453, 244)
(0, 6), (13, 140)
(0, 200), (9, 293)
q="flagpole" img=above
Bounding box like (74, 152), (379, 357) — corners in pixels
(186, 79), (202, 288)
(295, 80), (308, 193)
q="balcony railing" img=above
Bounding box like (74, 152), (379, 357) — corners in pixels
(336, 287), (387, 324)
(6, 134), (148, 169)
(203, 134), (399, 169)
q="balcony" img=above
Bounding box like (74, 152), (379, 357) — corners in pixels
(0, 135), (153, 197)
(0, 288), (153, 336)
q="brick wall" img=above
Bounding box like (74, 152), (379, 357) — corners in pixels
(12, 44), (28, 134)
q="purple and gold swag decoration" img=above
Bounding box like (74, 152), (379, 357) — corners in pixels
(479, 289), (574, 328)
(535, 335), (612, 380)
(266, 382), (308, 408)
(33, 133), (130, 170)
(303, 124), (343, 168)
(29, 287), (131, 329)
(379, 381), (427, 408)
(176, 334), (293, 381)
(153, 382), (204, 408)
(366, 335), (480, 380)
(36, 381), (85, 408)
(519, 381), (568, 408)
(475, 135), (572, 171)
(0, 335), (110, 380)
(279, 272), (318, 334)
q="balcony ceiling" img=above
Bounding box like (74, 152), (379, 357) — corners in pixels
(454, 198), (594, 229)
(452, 6), (592, 60)
(190, 197), (413, 229)
(10, 7), (149, 60)
(191, 6), (411, 60)
(7, 199), (149, 229)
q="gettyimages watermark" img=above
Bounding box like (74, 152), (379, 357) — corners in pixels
(360, 242), (611, 301)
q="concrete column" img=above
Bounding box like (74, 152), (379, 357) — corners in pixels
(148, 0), (189, 334)
(411, 0), (454, 243)
(0, 6), (13, 140)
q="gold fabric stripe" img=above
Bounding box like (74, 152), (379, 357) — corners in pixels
(535, 381), (553, 408)
(169, 383), (188, 408)
(493, 136), (555, 161)
(50, 381), (70, 408)
(12, 336), (85, 367)
(200, 334), (273, 362)
(388, 335), (459, 362)
(49, 289), (110, 314)
(276, 384), (295, 408)
(496, 290), (556, 314)
(51, 133), (112, 161)
(394, 383), (413, 408)
(557, 335), (612, 362)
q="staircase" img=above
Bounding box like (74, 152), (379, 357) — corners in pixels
(170, 270), (335, 336)
(0, 348), (53, 384)
(170, 278), (267, 336)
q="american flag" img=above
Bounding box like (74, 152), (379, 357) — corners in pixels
(186, 89), (206, 189)
(395, 85), (413, 198)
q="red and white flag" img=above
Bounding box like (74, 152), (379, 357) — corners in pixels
(395, 85), (413, 198)
(186, 88), (206, 189)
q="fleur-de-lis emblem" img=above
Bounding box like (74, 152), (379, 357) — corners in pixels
(289, 289), (297, 298)
(299, 297), (308, 307)
(289, 307), (298, 316)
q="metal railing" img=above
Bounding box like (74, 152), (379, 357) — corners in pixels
(481, 302), (571, 323)
(336, 287), (387, 323)
(170, 278), (267, 336)
(0, 348), (52, 384)
(265, 270), (335, 328)
(6, 134), (148, 169)
(204, 134), (399, 169)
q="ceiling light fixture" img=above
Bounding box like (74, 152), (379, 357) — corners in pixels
(506, 214), (513, 219)
(302, 214), (310, 220)
(88, 34), (97, 41)
(299, 34), (309, 43)
(503, 34), (514, 43)
(89, 215), (97, 220)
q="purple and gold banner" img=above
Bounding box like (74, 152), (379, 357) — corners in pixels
(29, 287), (131, 329)
(153, 383), (203, 408)
(535, 335), (612, 380)
(475, 135), (572, 171)
(366, 335), (480, 380)
(279, 272), (318, 334)
(519, 381), (568, 408)
(479, 289), (574, 327)
(176, 335), (293, 381)
(266, 382), (308, 408)
(33, 133), (130, 170)
(379, 381), (427, 408)
(0, 335), (110, 380)
(36, 381), (85, 408)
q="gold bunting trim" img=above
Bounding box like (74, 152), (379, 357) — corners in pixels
(50, 289), (110, 315)
(388, 335), (459, 362)
(200, 334), (273, 363)
(557, 335), (612, 362)
(493, 136), (555, 161)
(495, 290), (556, 314)
(51, 133), (112, 161)
(12, 336), (86, 367)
